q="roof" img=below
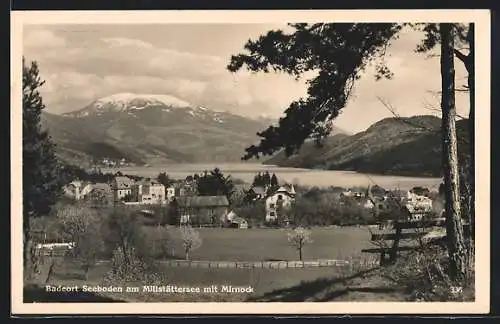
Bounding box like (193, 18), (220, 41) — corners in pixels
(226, 210), (238, 218)
(67, 180), (92, 190)
(175, 196), (230, 207)
(134, 179), (164, 187)
(249, 186), (266, 195)
(277, 184), (296, 195)
(113, 176), (134, 189)
(231, 216), (248, 224)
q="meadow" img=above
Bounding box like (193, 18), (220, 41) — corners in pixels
(158, 226), (373, 261)
(26, 226), (383, 302)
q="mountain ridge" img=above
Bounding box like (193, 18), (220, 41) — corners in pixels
(42, 93), (273, 167)
(264, 115), (470, 177)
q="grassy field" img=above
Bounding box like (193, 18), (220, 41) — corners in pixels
(155, 226), (373, 261)
(25, 226), (389, 302)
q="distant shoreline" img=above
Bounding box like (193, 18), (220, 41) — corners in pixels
(97, 163), (441, 192)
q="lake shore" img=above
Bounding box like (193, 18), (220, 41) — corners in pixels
(100, 163), (442, 191)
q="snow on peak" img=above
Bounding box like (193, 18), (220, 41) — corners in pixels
(95, 93), (191, 108)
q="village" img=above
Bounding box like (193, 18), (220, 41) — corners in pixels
(62, 169), (440, 231)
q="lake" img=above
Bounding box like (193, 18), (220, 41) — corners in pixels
(101, 163), (442, 191)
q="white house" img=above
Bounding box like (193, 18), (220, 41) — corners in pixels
(401, 191), (434, 221)
(265, 184), (296, 223)
(131, 180), (166, 204)
(166, 182), (196, 202)
(112, 176), (134, 202)
(64, 181), (93, 200)
(224, 210), (248, 229)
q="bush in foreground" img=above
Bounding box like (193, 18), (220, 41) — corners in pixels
(381, 244), (474, 302)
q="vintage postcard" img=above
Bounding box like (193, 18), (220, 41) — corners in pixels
(11, 9), (490, 315)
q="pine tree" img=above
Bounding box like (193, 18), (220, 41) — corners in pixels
(196, 168), (235, 201)
(228, 23), (403, 159)
(414, 23), (475, 239)
(23, 58), (64, 276)
(439, 23), (467, 281)
(270, 173), (279, 187)
(263, 171), (271, 186)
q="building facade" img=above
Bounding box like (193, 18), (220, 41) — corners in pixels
(131, 180), (166, 204)
(112, 176), (134, 202)
(175, 195), (230, 226)
(265, 184), (296, 223)
(63, 181), (93, 200)
(166, 182), (197, 202)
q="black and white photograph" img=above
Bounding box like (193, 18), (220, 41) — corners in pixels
(11, 10), (490, 314)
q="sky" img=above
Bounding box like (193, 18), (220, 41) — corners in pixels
(22, 23), (470, 133)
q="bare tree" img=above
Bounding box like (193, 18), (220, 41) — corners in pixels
(179, 225), (202, 261)
(287, 226), (313, 261)
(440, 23), (467, 281)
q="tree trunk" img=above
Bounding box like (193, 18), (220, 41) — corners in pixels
(45, 259), (55, 284)
(299, 246), (302, 261)
(467, 23), (475, 238)
(83, 264), (90, 281)
(118, 233), (130, 266)
(440, 23), (468, 281)
(23, 215), (32, 281)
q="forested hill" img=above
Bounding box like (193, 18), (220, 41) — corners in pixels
(264, 115), (470, 177)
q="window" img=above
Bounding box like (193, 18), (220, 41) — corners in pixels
(270, 203), (275, 208)
(278, 195), (283, 200)
(270, 212), (276, 216)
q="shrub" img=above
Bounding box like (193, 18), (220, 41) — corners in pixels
(381, 244), (474, 302)
(103, 246), (152, 282)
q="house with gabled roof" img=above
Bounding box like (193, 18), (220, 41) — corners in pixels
(265, 184), (296, 223)
(112, 176), (134, 202)
(174, 195), (230, 226)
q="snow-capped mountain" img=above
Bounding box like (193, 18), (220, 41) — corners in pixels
(44, 93), (270, 166)
(64, 93), (231, 125)
(64, 93), (191, 116)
